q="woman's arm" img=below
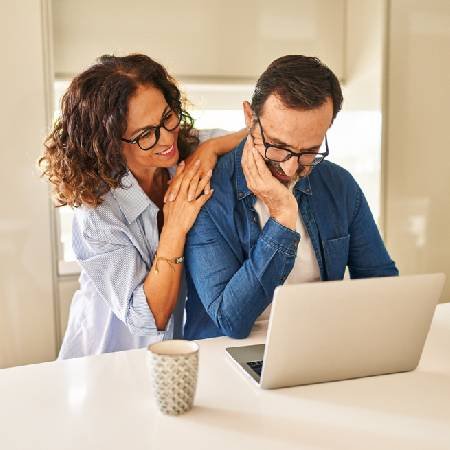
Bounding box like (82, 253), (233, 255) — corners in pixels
(143, 225), (186, 331)
(144, 161), (214, 330)
(200, 128), (247, 156)
(165, 129), (247, 202)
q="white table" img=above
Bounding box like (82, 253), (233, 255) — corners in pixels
(1, 305), (450, 450)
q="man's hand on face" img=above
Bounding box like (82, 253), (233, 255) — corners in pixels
(242, 136), (298, 231)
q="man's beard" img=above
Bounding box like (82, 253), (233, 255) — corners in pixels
(265, 159), (308, 186)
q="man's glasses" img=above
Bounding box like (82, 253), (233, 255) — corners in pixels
(121, 108), (182, 151)
(253, 116), (329, 167)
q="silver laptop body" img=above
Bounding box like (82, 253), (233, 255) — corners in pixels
(226, 273), (446, 389)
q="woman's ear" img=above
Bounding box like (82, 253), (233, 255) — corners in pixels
(242, 101), (253, 130)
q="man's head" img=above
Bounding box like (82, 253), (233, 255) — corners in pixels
(243, 55), (343, 185)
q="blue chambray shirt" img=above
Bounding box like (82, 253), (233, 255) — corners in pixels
(59, 130), (224, 359)
(184, 139), (399, 340)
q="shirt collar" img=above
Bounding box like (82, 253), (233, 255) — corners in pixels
(112, 170), (156, 224)
(234, 139), (313, 201)
(293, 175), (313, 196)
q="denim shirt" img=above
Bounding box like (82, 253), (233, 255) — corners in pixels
(184, 139), (399, 340)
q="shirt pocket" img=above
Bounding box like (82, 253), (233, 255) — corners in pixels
(322, 235), (350, 280)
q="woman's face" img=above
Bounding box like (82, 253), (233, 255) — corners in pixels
(122, 84), (180, 171)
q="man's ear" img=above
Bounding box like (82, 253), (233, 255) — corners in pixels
(242, 101), (253, 130)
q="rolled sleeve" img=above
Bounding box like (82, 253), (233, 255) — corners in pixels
(260, 218), (300, 256)
(127, 284), (173, 336)
(198, 128), (229, 142)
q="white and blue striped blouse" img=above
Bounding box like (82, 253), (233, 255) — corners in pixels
(59, 129), (224, 359)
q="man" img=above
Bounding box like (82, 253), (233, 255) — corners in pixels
(184, 55), (398, 340)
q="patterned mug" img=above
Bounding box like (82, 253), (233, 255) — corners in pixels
(147, 340), (199, 415)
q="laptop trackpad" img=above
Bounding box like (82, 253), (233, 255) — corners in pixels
(226, 344), (266, 383)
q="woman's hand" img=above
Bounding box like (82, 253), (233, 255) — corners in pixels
(147, 161), (211, 332)
(164, 140), (217, 203)
(163, 160), (213, 235)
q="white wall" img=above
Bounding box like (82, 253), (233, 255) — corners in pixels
(330, 0), (385, 222)
(0, 1), (57, 367)
(344, 0), (385, 111)
(383, 0), (450, 302)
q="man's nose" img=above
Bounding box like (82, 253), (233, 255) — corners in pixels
(280, 157), (299, 177)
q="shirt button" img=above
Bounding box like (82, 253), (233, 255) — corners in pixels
(253, 216), (258, 223)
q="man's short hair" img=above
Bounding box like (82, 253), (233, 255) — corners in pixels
(251, 55), (343, 121)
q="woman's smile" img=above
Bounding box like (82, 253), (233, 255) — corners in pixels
(155, 143), (178, 159)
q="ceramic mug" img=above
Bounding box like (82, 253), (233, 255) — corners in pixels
(147, 340), (199, 415)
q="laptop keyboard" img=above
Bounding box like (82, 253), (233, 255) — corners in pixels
(247, 360), (264, 376)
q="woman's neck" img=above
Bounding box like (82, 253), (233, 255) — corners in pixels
(130, 165), (168, 206)
(129, 164), (156, 194)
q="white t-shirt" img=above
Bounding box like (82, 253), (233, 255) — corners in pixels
(254, 188), (321, 322)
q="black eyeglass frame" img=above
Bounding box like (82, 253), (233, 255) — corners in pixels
(121, 108), (182, 151)
(254, 116), (329, 166)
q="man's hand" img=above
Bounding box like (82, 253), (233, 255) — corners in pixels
(242, 136), (298, 230)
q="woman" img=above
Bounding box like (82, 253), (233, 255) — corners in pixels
(40, 54), (245, 359)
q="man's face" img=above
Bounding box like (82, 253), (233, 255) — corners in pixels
(243, 95), (333, 185)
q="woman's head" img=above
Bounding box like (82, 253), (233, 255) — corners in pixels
(40, 54), (198, 207)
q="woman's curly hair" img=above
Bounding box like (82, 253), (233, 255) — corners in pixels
(39, 54), (199, 208)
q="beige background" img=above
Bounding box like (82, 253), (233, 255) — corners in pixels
(52, 0), (345, 81)
(383, 0), (450, 302)
(0, 1), (57, 367)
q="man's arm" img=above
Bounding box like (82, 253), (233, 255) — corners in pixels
(185, 209), (299, 339)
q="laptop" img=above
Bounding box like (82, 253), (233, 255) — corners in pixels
(226, 273), (446, 389)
